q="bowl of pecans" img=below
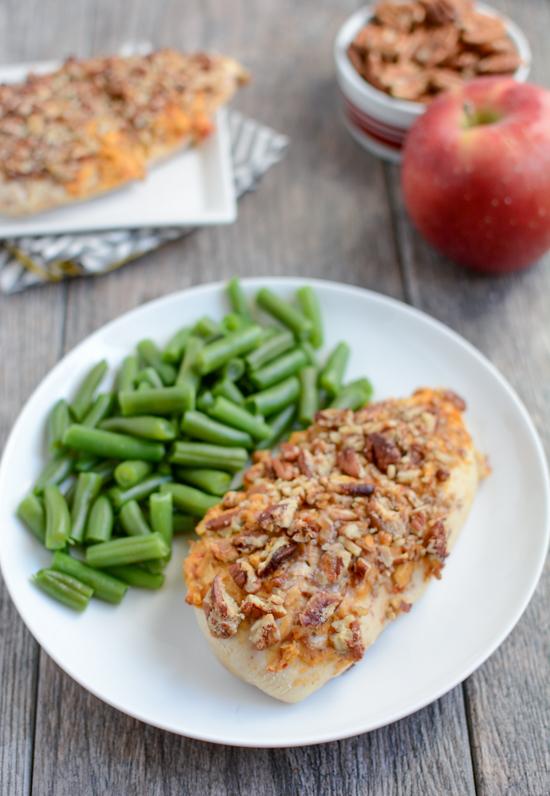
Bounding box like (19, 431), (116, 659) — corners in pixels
(334, 0), (531, 162)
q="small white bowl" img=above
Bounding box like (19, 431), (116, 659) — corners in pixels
(334, 3), (532, 163)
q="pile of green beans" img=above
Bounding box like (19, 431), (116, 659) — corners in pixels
(17, 280), (373, 612)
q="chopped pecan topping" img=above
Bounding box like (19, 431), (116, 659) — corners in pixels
(257, 538), (298, 577)
(442, 390), (466, 411)
(337, 447), (363, 478)
(210, 538), (238, 563)
(334, 481), (375, 497)
(331, 616), (365, 661)
(258, 498), (299, 532)
(297, 449), (314, 477)
(366, 432), (401, 473)
(233, 533), (269, 552)
(271, 458), (297, 481)
(298, 592), (341, 627)
(229, 559), (260, 593)
(249, 613), (280, 650)
(425, 520), (448, 559)
(241, 593), (286, 619)
(203, 575), (242, 639)
(436, 467), (450, 482)
(205, 509), (239, 531)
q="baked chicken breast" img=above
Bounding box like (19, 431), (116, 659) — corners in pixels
(184, 388), (485, 703)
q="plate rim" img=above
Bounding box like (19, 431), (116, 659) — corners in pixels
(1, 276), (548, 747)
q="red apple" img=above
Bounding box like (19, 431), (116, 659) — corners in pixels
(401, 78), (550, 274)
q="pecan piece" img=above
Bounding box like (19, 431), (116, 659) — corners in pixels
(337, 447), (362, 478)
(203, 575), (242, 639)
(241, 593), (286, 619)
(249, 613), (280, 650)
(205, 509), (239, 531)
(441, 390), (466, 411)
(298, 591), (341, 628)
(257, 538), (298, 577)
(425, 520), (448, 559)
(233, 533), (269, 552)
(229, 558), (260, 593)
(271, 458), (296, 481)
(336, 481), (375, 497)
(366, 432), (400, 473)
(258, 497), (299, 532)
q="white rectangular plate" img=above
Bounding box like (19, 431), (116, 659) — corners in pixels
(0, 59), (237, 237)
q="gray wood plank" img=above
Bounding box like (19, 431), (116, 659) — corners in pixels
(388, 1), (550, 792)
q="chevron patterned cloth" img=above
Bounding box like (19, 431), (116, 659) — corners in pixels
(0, 111), (288, 294)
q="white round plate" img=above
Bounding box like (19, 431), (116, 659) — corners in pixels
(1, 278), (548, 747)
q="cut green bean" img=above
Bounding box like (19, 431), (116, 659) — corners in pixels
(298, 366), (319, 425)
(301, 341), (317, 367)
(17, 493), (46, 543)
(226, 276), (251, 319)
(211, 378), (245, 405)
(71, 360), (108, 421)
(221, 313), (248, 333)
(101, 416), (176, 441)
(104, 565), (165, 590)
(250, 348), (308, 390)
(140, 559), (167, 575)
(33, 568), (93, 611)
(64, 425), (164, 462)
(116, 355), (139, 393)
(193, 315), (221, 339)
(119, 386), (190, 417)
(109, 474), (172, 510)
(150, 492), (173, 553)
(172, 514), (197, 534)
(208, 396), (271, 441)
(181, 410), (253, 449)
(195, 325), (263, 375)
(119, 500), (152, 536)
(81, 393), (114, 428)
(70, 472), (102, 543)
(175, 335), (203, 408)
(85, 495), (114, 543)
(160, 483), (218, 518)
(114, 460), (152, 489)
(319, 342), (350, 396)
(75, 455), (99, 472)
(256, 404), (297, 450)
(256, 288), (312, 341)
(33, 454), (74, 494)
(245, 376), (300, 417)
(196, 391), (215, 412)
(135, 367), (164, 389)
(52, 551), (127, 604)
(222, 358), (245, 382)
(330, 378), (373, 410)
(47, 399), (71, 452)
(296, 286), (324, 349)
(176, 468), (232, 496)
(244, 329), (294, 371)
(91, 460), (116, 484)
(86, 532), (169, 567)
(137, 339), (176, 386)
(44, 484), (71, 550)
(162, 327), (191, 364)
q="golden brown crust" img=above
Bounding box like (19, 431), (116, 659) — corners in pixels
(0, 49), (248, 216)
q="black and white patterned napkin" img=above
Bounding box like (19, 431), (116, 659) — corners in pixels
(0, 110), (288, 294)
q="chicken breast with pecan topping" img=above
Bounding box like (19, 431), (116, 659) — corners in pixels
(184, 388), (486, 703)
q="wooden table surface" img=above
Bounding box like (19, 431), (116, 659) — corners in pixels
(1, 1), (549, 794)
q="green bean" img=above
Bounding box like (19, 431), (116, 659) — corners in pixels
(71, 360), (108, 421)
(119, 500), (152, 536)
(256, 288), (312, 341)
(176, 468), (232, 496)
(181, 410), (253, 449)
(51, 551), (127, 604)
(44, 484), (71, 550)
(91, 460), (116, 484)
(109, 474), (172, 510)
(296, 286), (324, 349)
(330, 378), (373, 409)
(221, 312), (248, 333)
(196, 391), (215, 412)
(33, 568), (93, 611)
(70, 472), (102, 543)
(85, 495), (114, 543)
(137, 381), (152, 392)
(100, 415), (176, 441)
(47, 399), (71, 452)
(64, 425), (164, 462)
(208, 396), (271, 441)
(175, 335), (203, 408)
(116, 355), (139, 393)
(222, 358), (245, 382)
(171, 441), (248, 472)
(135, 367), (163, 389)
(114, 460), (152, 489)
(17, 493), (46, 543)
(172, 513), (197, 534)
(82, 393), (114, 428)
(256, 404), (297, 450)
(150, 492), (173, 553)
(211, 378), (245, 405)
(104, 565), (164, 590)
(119, 386), (190, 417)
(160, 483), (218, 518)
(75, 455), (100, 472)
(226, 276), (251, 319)
(245, 376), (300, 417)
(86, 532), (169, 567)
(140, 559), (166, 575)
(193, 315), (221, 339)
(162, 327), (191, 364)
(244, 329), (294, 371)
(301, 341), (318, 367)
(250, 348), (308, 390)
(319, 342), (350, 396)
(34, 454), (74, 494)
(195, 325), (263, 375)
(298, 366), (319, 425)
(137, 339), (176, 386)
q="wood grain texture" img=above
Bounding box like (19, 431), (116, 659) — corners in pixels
(386, 2), (550, 793)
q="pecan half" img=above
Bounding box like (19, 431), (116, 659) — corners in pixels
(337, 447), (362, 478)
(298, 591), (341, 628)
